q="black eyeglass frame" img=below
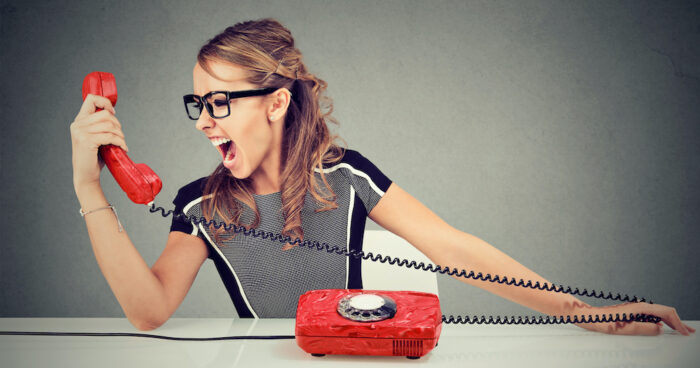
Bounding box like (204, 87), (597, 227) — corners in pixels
(183, 87), (278, 120)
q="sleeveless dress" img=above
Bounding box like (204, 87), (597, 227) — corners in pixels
(169, 148), (393, 318)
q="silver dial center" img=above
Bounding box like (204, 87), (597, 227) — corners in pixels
(348, 294), (385, 310)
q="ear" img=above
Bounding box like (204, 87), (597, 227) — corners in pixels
(266, 88), (292, 122)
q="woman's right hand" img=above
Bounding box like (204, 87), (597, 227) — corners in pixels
(571, 301), (695, 336)
(70, 94), (129, 191)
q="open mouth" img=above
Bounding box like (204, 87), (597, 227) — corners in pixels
(217, 140), (236, 162)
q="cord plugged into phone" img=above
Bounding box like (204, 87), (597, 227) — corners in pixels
(63, 71), (664, 360)
(82, 71), (162, 205)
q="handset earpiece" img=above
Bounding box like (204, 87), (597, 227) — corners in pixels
(81, 71), (162, 204)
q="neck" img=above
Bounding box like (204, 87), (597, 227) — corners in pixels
(250, 119), (284, 195)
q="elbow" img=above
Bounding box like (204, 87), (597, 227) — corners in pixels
(130, 316), (165, 332)
(128, 303), (170, 331)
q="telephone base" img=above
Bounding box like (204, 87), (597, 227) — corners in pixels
(308, 351), (422, 360)
(296, 335), (437, 358)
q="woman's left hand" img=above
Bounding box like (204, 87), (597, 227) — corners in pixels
(569, 301), (696, 336)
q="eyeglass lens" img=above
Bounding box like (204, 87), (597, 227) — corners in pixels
(185, 92), (230, 120)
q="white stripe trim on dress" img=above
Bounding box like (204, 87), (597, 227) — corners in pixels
(183, 194), (258, 319)
(345, 185), (355, 289)
(183, 197), (200, 237)
(314, 163), (386, 196)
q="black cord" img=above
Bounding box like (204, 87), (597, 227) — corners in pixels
(441, 312), (661, 325)
(149, 203), (662, 326)
(0, 331), (294, 341)
(0, 312), (659, 340)
(3, 203), (661, 341)
(0, 312), (660, 340)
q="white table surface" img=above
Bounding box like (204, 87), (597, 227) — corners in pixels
(1, 318), (697, 368)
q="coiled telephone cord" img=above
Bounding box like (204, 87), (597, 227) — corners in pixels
(0, 204), (662, 341)
(149, 204), (662, 326)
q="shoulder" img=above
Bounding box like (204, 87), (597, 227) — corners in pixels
(173, 176), (208, 205)
(321, 147), (392, 194)
(178, 176), (207, 194)
(322, 148), (376, 170)
(341, 148), (369, 165)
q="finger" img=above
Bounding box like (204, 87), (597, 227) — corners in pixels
(590, 303), (692, 336)
(684, 324), (695, 333)
(643, 305), (690, 336)
(662, 308), (690, 336)
(76, 94), (115, 120)
(85, 121), (125, 139)
(88, 109), (122, 129)
(74, 108), (121, 131)
(93, 132), (129, 152)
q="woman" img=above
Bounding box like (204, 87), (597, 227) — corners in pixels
(70, 18), (694, 336)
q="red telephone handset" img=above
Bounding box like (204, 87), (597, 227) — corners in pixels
(82, 71), (162, 204)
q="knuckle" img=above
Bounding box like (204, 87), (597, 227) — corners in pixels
(89, 94), (111, 107)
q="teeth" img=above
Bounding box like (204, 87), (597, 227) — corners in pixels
(210, 137), (231, 146)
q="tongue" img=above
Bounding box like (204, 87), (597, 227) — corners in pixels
(224, 142), (236, 162)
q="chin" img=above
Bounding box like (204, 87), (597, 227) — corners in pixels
(227, 168), (246, 179)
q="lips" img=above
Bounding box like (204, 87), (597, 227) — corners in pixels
(209, 137), (234, 161)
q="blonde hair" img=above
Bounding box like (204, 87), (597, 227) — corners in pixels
(198, 18), (347, 250)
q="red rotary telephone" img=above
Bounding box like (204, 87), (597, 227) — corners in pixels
(295, 289), (441, 359)
(81, 71), (162, 204)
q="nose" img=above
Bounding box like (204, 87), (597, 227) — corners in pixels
(195, 108), (215, 131)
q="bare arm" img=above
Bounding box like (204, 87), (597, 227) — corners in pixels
(71, 94), (208, 331)
(76, 184), (169, 330)
(369, 183), (694, 335)
(369, 183), (584, 318)
(433, 230), (588, 317)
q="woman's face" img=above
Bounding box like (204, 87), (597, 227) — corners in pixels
(192, 60), (287, 180)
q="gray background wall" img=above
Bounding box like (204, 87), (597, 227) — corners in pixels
(1, 0), (698, 322)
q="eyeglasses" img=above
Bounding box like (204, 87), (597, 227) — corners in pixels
(183, 87), (278, 120)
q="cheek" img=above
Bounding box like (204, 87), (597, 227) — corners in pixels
(227, 101), (273, 159)
(236, 114), (272, 156)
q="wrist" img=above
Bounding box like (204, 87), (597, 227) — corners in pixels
(75, 182), (108, 210)
(74, 179), (101, 194)
(565, 303), (606, 332)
